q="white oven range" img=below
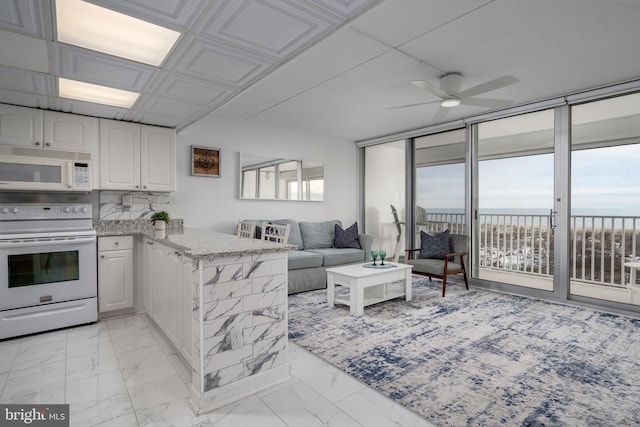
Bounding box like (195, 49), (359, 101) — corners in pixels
(0, 203), (97, 339)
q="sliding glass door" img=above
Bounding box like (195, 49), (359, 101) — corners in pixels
(473, 110), (556, 290)
(570, 92), (640, 306)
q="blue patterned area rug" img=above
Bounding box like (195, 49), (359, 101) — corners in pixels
(288, 278), (640, 426)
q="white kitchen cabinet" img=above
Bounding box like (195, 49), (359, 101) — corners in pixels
(145, 238), (192, 363)
(43, 110), (94, 152)
(141, 125), (176, 191)
(99, 118), (176, 191)
(151, 242), (186, 358)
(181, 256), (193, 363)
(99, 119), (140, 190)
(0, 104), (93, 152)
(0, 104), (41, 147)
(164, 248), (187, 355)
(150, 240), (167, 331)
(142, 238), (154, 315)
(98, 236), (134, 313)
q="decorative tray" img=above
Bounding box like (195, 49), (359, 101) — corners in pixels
(363, 263), (396, 269)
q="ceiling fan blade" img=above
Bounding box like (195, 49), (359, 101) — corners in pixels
(462, 97), (514, 109)
(411, 80), (450, 99)
(456, 75), (518, 99)
(432, 106), (450, 122)
(386, 100), (441, 110)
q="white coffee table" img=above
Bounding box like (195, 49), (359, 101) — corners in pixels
(326, 262), (413, 316)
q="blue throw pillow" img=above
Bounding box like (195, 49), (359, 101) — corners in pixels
(419, 230), (450, 259)
(333, 222), (361, 249)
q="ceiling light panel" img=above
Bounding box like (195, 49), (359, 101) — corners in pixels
(58, 78), (139, 108)
(55, 0), (180, 66)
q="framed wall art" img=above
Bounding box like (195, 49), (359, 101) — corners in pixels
(191, 146), (221, 177)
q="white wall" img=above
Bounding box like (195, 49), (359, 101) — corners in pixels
(173, 116), (358, 233)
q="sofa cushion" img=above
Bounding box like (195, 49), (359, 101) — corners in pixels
(272, 219), (303, 249)
(299, 220), (342, 249)
(333, 222), (361, 249)
(419, 229), (450, 260)
(408, 258), (462, 276)
(306, 248), (365, 267)
(288, 267), (326, 294)
(288, 250), (323, 270)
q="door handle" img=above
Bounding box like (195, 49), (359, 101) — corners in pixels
(550, 209), (558, 229)
(0, 236), (96, 248)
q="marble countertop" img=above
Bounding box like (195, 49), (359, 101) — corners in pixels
(97, 226), (294, 260)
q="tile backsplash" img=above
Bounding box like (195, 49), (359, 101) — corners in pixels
(99, 191), (172, 220)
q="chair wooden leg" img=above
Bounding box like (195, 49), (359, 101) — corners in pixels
(441, 275), (447, 297)
(461, 258), (469, 290)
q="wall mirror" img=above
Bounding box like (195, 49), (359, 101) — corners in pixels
(239, 153), (324, 201)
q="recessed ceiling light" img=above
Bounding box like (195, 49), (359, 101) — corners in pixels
(56, 0), (180, 66)
(440, 98), (461, 108)
(59, 78), (140, 108)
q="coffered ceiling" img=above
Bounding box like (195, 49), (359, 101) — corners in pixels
(0, 0), (379, 128)
(1, 0), (640, 142)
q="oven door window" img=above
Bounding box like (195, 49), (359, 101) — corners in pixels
(8, 250), (79, 287)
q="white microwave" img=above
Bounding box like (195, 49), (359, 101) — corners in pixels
(0, 154), (91, 192)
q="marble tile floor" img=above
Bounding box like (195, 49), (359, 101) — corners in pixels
(0, 313), (436, 427)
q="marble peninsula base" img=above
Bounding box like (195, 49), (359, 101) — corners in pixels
(188, 250), (291, 413)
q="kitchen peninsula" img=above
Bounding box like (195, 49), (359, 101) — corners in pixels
(96, 224), (294, 413)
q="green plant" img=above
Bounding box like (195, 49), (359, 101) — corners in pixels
(150, 211), (170, 224)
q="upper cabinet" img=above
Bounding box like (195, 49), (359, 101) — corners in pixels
(0, 105), (41, 148)
(0, 104), (93, 152)
(99, 120), (140, 190)
(44, 111), (94, 152)
(99, 118), (176, 192)
(141, 125), (176, 192)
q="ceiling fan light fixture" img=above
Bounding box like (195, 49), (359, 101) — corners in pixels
(440, 98), (461, 108)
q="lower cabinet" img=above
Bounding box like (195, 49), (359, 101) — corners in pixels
(98, 236), (134, 313)
(143, 237), (192, 364)
(180, 257), (193, 363)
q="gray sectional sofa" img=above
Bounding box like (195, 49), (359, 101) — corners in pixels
(252, 219), (372, 294)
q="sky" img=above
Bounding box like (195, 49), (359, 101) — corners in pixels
(417, 143), (640, 214)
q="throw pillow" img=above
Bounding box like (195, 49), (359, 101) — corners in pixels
(419, 229), (450, 260)
(299, 220), (341, 249)
(333, 222), (361, 249)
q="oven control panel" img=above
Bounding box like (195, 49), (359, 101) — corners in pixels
(0, 203), (92, 220)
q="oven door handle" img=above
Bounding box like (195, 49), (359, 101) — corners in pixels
(0, 236), (97, 248)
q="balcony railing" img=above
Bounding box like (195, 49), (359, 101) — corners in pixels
(423, 212), (640, 288)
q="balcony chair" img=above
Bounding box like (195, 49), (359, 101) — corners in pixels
(261, 222), (291, 244)
(390, 204), (405, 262)
(406, 230), (469, 297)
(237, 220), (256, 238)
(415, 205), (448, 234)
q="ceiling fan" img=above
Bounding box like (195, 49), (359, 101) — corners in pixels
(388, 73), (518, 121)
